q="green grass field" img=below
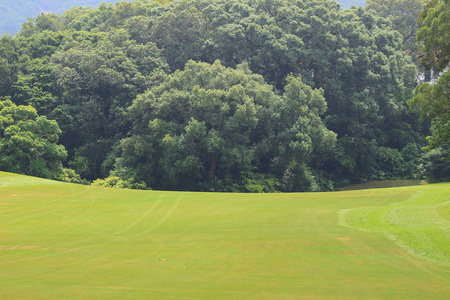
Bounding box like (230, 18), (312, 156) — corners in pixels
(1, 172), (449, 299)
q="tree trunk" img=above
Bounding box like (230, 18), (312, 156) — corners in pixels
(208, 153), (218, 181)
(424, 68), (431, 82)
(225, 164), (235, 179)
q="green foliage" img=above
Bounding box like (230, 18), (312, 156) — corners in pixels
(409, 0), (449, 151)
(366, 0), (425, 58)
(409, 72), (450, 150)
(199, 0), (419, 183)
(400, 142), (423, 178)
(0, 99), (66, 179)
(421, 147), (450, 182)
(116, 60), (334, 191)
(0, 0), (428, 190)
(374, 147), (407, 179)
(47, 29), (168, 179)
(58, 168), (89, 184)
(0, 36), (19, 96)
(150, 2), (207, 72)
(208, 171), (281, 193)
(91, 176), (148, 189)
(239, 172), (280, 193)
(326, 137), (423, 186)
(417, 0), (450, 71)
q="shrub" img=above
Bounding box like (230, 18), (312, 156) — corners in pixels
(422, 147), (450, 182)
(92, 176), (149, 189)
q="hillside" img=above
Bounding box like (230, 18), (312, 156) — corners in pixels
(0, 0), (116, 35)
(0, 0), (365, 35)
(1, 171), (449, 298)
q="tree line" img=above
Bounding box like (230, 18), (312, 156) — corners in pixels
(0, 0), (365, 36)
(0, 0), (449, 191)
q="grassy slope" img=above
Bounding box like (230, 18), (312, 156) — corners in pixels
(0, 172), (449, 299)
(340, 183), (450, 265)
(339, 179), (427, 191)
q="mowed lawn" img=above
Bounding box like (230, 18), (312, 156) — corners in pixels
(1, 172), (449, 299)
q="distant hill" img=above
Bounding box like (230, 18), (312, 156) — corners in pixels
(0, 0), (365, 36)
(0, 0), (116, 35)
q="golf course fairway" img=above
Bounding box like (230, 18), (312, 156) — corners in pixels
(1, 171), (449, 299)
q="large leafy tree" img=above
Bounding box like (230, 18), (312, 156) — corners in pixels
(0, 36), (19, 97)
(184, 0), (420, 183)
(0, 99), (67, 179)
(150, 1), (208, 72)
(115, 60), (335, 191)
(50, 29), (168, 179)
(366, 0), (425, 52)
(409, 0), (450, 150)
(416, 0), (450, 70)
(410, 72), (450, 150)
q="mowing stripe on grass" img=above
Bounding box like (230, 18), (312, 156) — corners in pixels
(1, 172), (450, 299)
(339, 184), (450, 265)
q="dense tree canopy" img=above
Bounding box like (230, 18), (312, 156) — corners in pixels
(409, 0), (449, 151)
(49, 29), (168, 179)
(0, 0), (438, 190)
(115, 60), (335, 191)
(0, 1), (365, 36)
(416, 0), (450, 71)
(366, 0), (425, 48)
(0, 99), (66, 178)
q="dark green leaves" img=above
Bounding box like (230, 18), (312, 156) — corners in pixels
(0, 100), (67, 179)
(119, 61), (334, 191)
